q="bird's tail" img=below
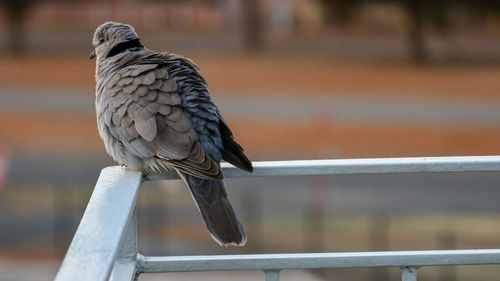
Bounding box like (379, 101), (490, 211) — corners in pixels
(179, 172), (246, 246)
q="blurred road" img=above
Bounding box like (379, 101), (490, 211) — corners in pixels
(2, 84), (500, 184)
(2, 87), (500, 126)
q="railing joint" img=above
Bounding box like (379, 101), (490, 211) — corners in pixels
(400, 266), (419, 271)
(400, 266), (418, 281)
(135, 254), (146, 274)
(263, 269), (281, 281)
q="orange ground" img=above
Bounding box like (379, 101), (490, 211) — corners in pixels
(2, 54), (500, 100)
(1, 54), (500, 158)
(1, 112), (500, 159)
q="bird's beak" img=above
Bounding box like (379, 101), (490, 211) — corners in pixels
(90, 49), (96, 60)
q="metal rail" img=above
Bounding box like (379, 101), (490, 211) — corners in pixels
(139, 249), (500, 271)
(55, 156), (500, 281)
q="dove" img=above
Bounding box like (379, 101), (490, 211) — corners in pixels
(90, 22), (253, 246)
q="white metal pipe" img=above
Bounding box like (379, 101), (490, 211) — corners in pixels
(146, 156), (500, 180)
(54, 167), (143, 281)
(138, 249), (500, 273)
(55, 156), (500, 281)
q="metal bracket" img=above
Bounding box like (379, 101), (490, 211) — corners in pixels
(401, 266), (418, 281)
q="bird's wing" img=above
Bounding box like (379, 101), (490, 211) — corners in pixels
(218, 117), (253, 172)
(103, 63), (222, 180)
(159, 53), (253, 172)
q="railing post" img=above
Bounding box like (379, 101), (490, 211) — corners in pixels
(54, 167), (142, 281)
(401, 266), (418, 281)
(109, 209), (139, 281)
(56, 157), (500, 280)
(264, 269), (280, 281)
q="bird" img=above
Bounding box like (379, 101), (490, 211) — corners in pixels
(90, 22), (253, 246)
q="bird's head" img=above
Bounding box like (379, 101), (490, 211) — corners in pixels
(90, 21), (143, 60)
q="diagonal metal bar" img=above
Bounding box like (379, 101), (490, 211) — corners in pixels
(146, 156), (500, 180)
(54, 167), (142, 281)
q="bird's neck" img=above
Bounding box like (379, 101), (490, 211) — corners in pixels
(95, 51), (143, 95)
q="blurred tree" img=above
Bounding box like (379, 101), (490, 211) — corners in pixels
(317, 0), (500, 62)
(404, 0), (427, 62)
(318, 0), (363, 25)
(0, 0), (39, 56)
(242, 0), (263, 51)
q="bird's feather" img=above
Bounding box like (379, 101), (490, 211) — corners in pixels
(93, 21), (252, 246)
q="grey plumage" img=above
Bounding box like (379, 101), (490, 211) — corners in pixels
(91, 22), (253, 246)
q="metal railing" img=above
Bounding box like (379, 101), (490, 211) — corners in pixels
(54, 156), (500, 281)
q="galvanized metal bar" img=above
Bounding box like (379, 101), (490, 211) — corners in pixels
(54, 167), (143, 281)
(109, 261), (138, 281)
(109, 210), (139, 281)
(56, 157), (500, 280)
(138, 249), (500, 273)
(146, 156), (500, 180)
(401, 266), (418, 281)
(264, 270), (280, 281)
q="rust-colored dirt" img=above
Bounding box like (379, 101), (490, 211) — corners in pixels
(1, 112), (499, 158)
(1, 54), (500, 158)
(2, 54), (500, 100)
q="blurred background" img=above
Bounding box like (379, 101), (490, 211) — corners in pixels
(1, 0), (500, 280)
